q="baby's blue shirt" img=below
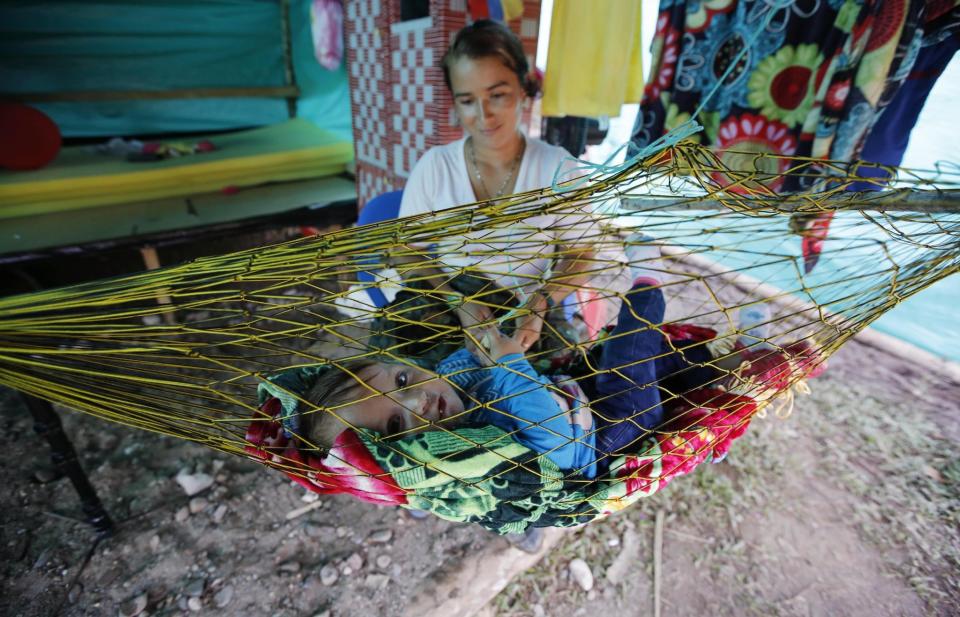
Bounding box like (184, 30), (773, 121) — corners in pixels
(436, 348), (597, 479)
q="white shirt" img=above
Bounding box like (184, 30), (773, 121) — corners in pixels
(399, 135), (602, 298)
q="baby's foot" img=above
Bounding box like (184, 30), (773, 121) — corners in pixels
(624, 233), (663, 286)
(736, 303), (772, 350)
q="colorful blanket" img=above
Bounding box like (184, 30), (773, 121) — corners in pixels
(245, 326), (768, 533)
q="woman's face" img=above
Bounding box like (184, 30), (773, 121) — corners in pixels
(448, 55), (525, 150)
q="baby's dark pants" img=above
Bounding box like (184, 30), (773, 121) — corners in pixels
(588, 285), (718, 456)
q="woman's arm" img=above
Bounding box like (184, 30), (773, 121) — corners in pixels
(514, 244), (596, 350)
(394, 150), (494, 325)
(387, 247), (495, 325)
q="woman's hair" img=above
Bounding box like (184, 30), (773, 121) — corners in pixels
(442, 19), (538, 97)
(301, 356), (385, 451)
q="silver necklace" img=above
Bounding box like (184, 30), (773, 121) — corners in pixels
(468, 138), (523, 200)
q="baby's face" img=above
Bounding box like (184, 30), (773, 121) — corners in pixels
(332, 362), (465, 438)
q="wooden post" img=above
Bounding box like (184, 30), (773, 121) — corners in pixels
(139, 245), (177, 325)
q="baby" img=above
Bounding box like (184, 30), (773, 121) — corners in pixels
(296, 240), (820, 478)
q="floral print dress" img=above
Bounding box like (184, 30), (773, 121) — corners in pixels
(630, 0), (960, 194)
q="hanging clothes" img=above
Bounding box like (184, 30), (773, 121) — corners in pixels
(849, 28), (959, 190)
(629, 0), (960, 193)
(468, 0), (524, 22)
(311, 0), (344, 71)
(541, 1), (645, 118)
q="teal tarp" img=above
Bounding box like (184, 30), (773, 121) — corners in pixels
(0, 0), (351, 139)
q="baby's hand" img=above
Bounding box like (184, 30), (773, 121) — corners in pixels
(467, 324), (524, 366)
(456, 301), (493, 328)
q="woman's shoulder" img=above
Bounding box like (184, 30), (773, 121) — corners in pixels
(415, 138), (467, 171)
(525, 137), (571, 165)
(401, 137), (469, 215)
(522, 136), (577, 185)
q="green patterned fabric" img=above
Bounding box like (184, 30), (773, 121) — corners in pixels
(258, 359), (755, 533)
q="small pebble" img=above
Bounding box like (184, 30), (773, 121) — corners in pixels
(364, 574), (389, 589)
(33, 548), (51, 569)
(188, 497), (208, 514)
(320, 564), (338, 586)
(187, 596), (202, 612)
(533, 604), (546, 617)
(345, 553), (363, 571)
(341, 566), (353, 576)
(375, 555), (392, 569)
(279, 561), (301, 574)
(174, 507), (190, 523)
(118, 593), (148, 617)
(149, 535), (160, 552)
(304, 524), (336, 540)
(215, 473), (228, 483)
(313, 611), (331, 617)
(211, 504), (228, 524)
(33, 469), (58, 483)
(335, 526), (349, 538)
(367, 529), (393, 544)
(68, 583), (83, 604)
(175, 471), (214, 497)
(184, 579), (205, 598)
(213, 585), (234, 608)
(301, 491), (320, 503)
(569, 558), (594, 591)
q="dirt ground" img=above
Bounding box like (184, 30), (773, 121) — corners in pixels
(2, 248), (960, 617)
(495, 336), (960, 617)
(2, 330), (958, 617)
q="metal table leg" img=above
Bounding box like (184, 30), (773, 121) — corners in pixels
(22, 394), (115, 538)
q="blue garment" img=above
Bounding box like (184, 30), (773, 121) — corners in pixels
(581, 285), (717, 457)
(437, 348), (598, 479)
(436, 285), (719, 477)
(848, 33), (959, 191)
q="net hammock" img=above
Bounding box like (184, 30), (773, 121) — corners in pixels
(1, 142), (958, 533)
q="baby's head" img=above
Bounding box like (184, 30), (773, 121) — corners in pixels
(302, 357), (466, 451)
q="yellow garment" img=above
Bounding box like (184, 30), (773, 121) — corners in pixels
(502, 0), (523, 21)
(541, 1), (644, 118)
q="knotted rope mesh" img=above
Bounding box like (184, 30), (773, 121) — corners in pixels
(1, 143), (957, 531)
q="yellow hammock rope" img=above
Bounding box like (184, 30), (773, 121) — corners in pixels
(0, 143), (957, 525)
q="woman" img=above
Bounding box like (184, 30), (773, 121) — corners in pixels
(393, 19), (611, 354)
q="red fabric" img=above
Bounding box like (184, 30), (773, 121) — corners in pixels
(801, 212), (835, 273)
(0, 104), (61, 170)
(244, 398), (408, 505)
(468, 0), (490, 18)
(736, 340), (827, 391)
(662, 323), (718, 343)
(615, 389), (757, 496)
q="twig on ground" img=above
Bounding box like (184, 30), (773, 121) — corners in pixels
(42, 510), (85, 525)
(285, 500), (323, 520)
(665, 528), (715, 544)
(654, 509), (664, 617)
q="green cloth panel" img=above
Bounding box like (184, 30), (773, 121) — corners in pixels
(0, 175), (356, 254)
(0, 119), (353, 217)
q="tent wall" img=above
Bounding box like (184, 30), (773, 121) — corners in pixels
(0, 0), (351, 139)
